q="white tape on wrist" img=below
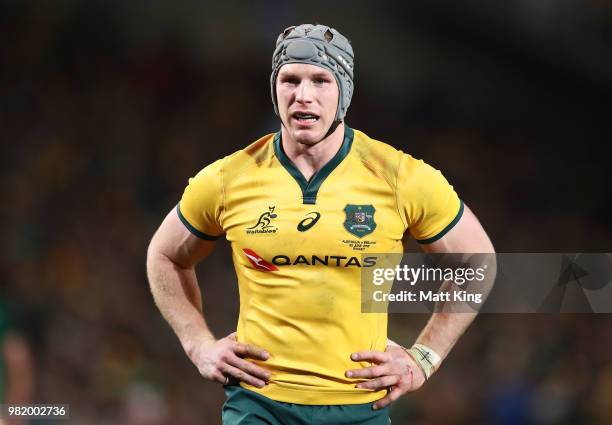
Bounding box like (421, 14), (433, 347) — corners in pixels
(405, 344), (441, 380)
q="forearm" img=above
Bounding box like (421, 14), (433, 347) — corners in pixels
(414, 204), (496, 364)
(415, 257), (495, 363)
(4, 333), (34, 403)
(147, 251), (215, 356)
(414, 311), (476, 361)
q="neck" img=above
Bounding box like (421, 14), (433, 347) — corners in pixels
(280, 122), (345, 181)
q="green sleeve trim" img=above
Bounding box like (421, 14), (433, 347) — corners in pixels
(176, 205), (222, 241)
(416, 200), (464, 244)
(274, 125), (354, 205)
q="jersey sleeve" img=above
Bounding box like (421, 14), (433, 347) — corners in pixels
(177, 159), (225, 240)
(397, 154), (464, 244)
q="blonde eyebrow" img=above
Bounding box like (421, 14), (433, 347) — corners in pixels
(310, 72), (333, 79)
(278, 71), (298, 79)
(278, 71), (332, 79)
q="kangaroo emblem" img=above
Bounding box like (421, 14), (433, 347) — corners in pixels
(247, 206), (278, 230)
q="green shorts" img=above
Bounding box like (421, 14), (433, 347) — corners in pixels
(222, 385), (390, 425)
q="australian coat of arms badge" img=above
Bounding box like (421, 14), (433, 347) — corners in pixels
(343, 204), (376, 238)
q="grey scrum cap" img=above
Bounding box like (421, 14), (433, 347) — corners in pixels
(270, 24), (355, 122)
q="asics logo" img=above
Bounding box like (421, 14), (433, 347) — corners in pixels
(297, 212), (321, 232)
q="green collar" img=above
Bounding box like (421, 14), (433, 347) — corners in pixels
(274, 125), (354, 205)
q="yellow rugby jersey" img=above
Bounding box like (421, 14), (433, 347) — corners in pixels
(178, 126), (463, 405)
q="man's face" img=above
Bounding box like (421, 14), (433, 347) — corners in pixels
(275, 63), (339, 145)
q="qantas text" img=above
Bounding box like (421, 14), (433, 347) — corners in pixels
(271, 255), (377, 267)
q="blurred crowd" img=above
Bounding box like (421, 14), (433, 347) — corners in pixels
(1, 1), (611, 424)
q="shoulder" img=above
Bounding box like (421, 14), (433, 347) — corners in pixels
(350, 128), (419, 187)
(350, 127), (450, 192)
(194, 133), (277, 182)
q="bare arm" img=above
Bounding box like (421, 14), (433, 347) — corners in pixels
(147, 208), (217, 354)
(348, 203), (495, 409)
(3, 332), (34, 425)
(147, 208), (270, 387)
(414, 203), (495, 361)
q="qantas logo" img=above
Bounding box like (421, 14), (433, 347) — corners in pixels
(242, 249), (279, 271)
(272, 254), (377, 267)
(242, 249), (376, 269)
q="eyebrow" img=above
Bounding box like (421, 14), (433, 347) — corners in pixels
(278, 71), (333, 79)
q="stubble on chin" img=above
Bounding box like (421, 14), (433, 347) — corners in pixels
(291, 129), (323, 146)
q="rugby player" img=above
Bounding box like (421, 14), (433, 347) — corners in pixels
(147, 24), (494, 424)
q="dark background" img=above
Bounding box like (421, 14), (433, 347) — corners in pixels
(1, 1), (611, 424)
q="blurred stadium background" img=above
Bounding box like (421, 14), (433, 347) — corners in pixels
(1, 1), (611, 424)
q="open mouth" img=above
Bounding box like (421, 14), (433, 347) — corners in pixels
(292, 111), (320, 123)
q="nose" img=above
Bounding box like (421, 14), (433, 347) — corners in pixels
(295, 81), (312, 104)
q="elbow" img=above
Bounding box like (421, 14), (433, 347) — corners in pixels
(146, 236), (159, 272)
(146, 233), (169, 281)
